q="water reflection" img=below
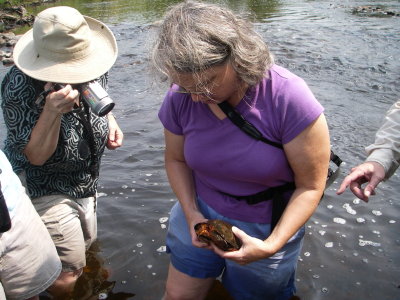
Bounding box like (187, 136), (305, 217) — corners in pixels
(25, 0), (283, 24)
(73, 242), (136, 299)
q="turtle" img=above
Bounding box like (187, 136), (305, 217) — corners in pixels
(194, 219), (242, 251)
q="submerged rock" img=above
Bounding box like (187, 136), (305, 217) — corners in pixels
(0, 32), (18, 66)
(0, 4), (34, 32)
(0, 1), (61, 65)
(351, 5), (400, 17)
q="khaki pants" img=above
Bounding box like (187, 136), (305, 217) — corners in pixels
(32, 194), (97, 272)
(0, 193), (61, 299)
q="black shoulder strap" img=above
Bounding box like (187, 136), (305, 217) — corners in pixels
(218, 101), (342, 231)
(218, 101), (283, 149)
(330, 150), (343, 167)
(218, 101), (342, 169)
(73, 104), (99, 180)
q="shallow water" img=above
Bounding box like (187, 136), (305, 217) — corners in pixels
(1, 0), (399, 299)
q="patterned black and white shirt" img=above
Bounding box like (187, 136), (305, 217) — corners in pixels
(1, 66), (109, 199)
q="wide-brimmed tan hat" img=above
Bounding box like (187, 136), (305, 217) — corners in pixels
(13, 6), (118, 84)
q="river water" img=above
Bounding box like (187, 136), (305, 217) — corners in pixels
(0, 0), (399, 299)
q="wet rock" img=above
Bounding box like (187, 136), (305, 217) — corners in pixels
(30, 0), (59, 6)
(351, 5), (400, 17)
(2, 57), (14, 66)
(0, 4), (28, 65)
(0, 4), (34, 32)
(0, 31), (19, 65)
(0, 1), (61, 66)
(0, 3), (31, 66)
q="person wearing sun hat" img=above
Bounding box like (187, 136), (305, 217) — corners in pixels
(1, 5), (123, 298)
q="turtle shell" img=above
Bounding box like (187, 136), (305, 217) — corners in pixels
(194, 219), (242, 251)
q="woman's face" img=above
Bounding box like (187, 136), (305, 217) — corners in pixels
(171, 62), (246, 105)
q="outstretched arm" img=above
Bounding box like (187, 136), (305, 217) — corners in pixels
(336, 161), (385, 202)
(337, 100), (400, 201)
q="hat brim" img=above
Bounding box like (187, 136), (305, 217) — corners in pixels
(13, 16), (118, 84)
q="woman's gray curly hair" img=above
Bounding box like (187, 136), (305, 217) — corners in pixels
(151, 1), (274, 87)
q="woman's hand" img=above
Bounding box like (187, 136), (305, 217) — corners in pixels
(24, 83), (79, 165)
(43, 83), (78, 115)
(106, 114), (123, 149)
(187, 210), (210, 249)
(210, 226), (275, 265)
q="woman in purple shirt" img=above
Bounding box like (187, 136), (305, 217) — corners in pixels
(153, 2), (330, 300)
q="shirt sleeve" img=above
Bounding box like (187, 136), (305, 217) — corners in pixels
(0, 150), (25, 217)
(97, 72), (109, 90)
(274, 73), (324, 144)
(365, 100), (400, 179)
(158, 86), (184, 135)
(1, 67), (40, 154)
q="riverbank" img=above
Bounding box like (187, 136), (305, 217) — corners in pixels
(0, 3), (30, 65)
(0, 0), (60, 65)
(0, 3), (28, 64)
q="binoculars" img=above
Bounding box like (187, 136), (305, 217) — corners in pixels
(54, 81), (115, 117)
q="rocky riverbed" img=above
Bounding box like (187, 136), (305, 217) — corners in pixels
(0, 1), (60, 65)
(0, 2), (398, 67)
(0, 4), (31, 65)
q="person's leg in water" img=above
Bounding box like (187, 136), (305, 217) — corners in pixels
(34, 195), (97, 299)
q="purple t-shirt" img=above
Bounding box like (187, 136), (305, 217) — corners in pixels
(158, 65), (324, 223)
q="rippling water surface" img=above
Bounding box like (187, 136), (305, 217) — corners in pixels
(1, 1), (399, 299)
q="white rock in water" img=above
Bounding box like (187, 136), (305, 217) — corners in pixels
(156, 246), (166, 253)
(159, 217), (169, 224)
(343, 203), (356, 215)
(359, 239), (381, 247)
(98, 293), (108, 299)
(333, 217), (346, 224)
(372, 210), (382, 216)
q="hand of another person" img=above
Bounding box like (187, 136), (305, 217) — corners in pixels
(211, 226), (276, 265)
(336, 161), (385, 202)
(43, 83), (79, 115)
(106, 114), (124, 149)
